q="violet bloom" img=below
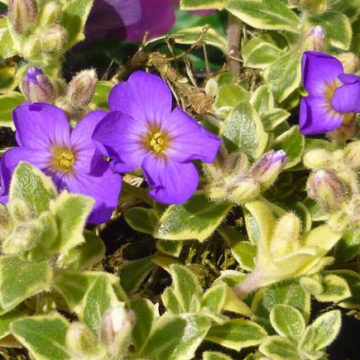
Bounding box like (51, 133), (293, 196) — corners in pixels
(300, 51), (360, 135)
(0, 103), (121, 224)
(93, 71), (221, 204)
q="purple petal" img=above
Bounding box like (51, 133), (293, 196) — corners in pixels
(65, 164), (122, 224)
(338, 73), (360, 85)
(93, 111), (147, 173)
(331, 80), (360, 113)
(109, 71), (173, 125)
(164, 107), (221, 163)
(299, 96), (343, 135)
(142, 154), (199, 204)
(124, 0), (176, 42)
(302, 51), (343, 96)
(0, 147), (52, 202)
(13, 103), (71, 149)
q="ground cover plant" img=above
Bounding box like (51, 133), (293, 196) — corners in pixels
(0, 0), (360, 359)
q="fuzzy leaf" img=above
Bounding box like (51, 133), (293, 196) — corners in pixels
(250, 85), (275, 117)
(315, 274), (351, 303)
(60, 0), (95, 48)
(300, 310), (341, 351)
(124, 207), (157, 235)
(243, 38), (283, 69)
(0, 256), (52, 313)
(162, 287), (184, 314)
(9, 162), (56, 214)
(155, 192), (232, 242)
(0, 92), (25, 128)
(331, 270), (360, 309)
(180, 0), (225, 10)
(11, 313), (70, 360)
(231, 241), (256, 270)
(131, 298), (159, 351)
(214, 84), (250, 109)
(265, 50), (302, 102)
(226, 0), (300, 33)
(201, 283), (227, 314)
(262, 108), (290, 131)
(0, 310), (23, 339)
(260, 336), (298, 360)
(334, 229), (360, 263)
(207, 318), (267, 351)
(270, 304), (305, 339)
(273, 125), (304, 169)
(222, 101), (268, 160)
(156, 239), (184, 257)
(140, 313), (212, 360)
(203, 352), (233, 360)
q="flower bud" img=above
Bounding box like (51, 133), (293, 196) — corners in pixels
(67, 69), (98, 107)
(304, 26), (326, 52)
(40, 24), (68, 54)
(23, 67), (55, 103)
(327, 114), (358, 141)
(338, 52), (360, 74)
(307, 170), (346, 212)
(271, 213), (301, 257)
(66, 322), (104, 359)
(9, 0), (38, 34)
(100, 306), (134, 357)
(303, 148), (332, 169)
(38, 1), (62, 26)
(344, 141), (360, 170)
(249, 150), (287, 189)
(229, 176), (260, 204)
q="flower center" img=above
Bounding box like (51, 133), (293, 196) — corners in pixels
(323, 79), (342, 115)
(144, 130), (169, 155)
(51, 147), (75, 172)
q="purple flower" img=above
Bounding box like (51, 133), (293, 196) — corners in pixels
(300, 51), (360, 135)
(23, 67), (55, 103)
(93, 71), (221, 204)
(0, 103), (121, 224)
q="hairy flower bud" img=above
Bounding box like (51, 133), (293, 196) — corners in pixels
(271, 213), (301, 257)
(23, 67), (55, 103)
(40, 24), (68, 54)
(38, 1), (62, 26)
(338, 52), (360, 74)
(100, 306), (134, 357)
(304, 26), (326, 52)
(344, 141), (360, 170)
(229, 176), (260, 204)
(67, 69), (98, 107)
(307, 170), (346, 212)
(303, 149), (332, 169)
(249, 150), (286, 189)
(9, 0), (38, 34)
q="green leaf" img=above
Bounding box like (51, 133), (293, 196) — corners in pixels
(11, 313), (69, 360)
(131, 298), (159, 351)
(157, 239), (184, 257)
(260, 336), (299, 360)
(273, 126), (305, 169)
(207, 318), (267, 351)
(140, 313), (212, 360)
(261, 108), (290, 131)
(119, 257), (155, 294)
(250, 85), (275, 117)
(0, 92), (25, 128)
(170, 264), (202, 313)
(300, 310), (341, 351)
(334, 229), (360, 263)
(172, 26), (227, 52)
(231, 241), (256, 270)
(162, 287), (184, 313)
(180, 0), (225, 10)
(124, 207), (157, 235)
(222, 101), (268, 160)
(0, 19), (16, 60)
(201, 283), (227, 314)
(60, 231), (105, 270)
(50, 191), (94, 254)
(203, 352), (233, 360)
(0, 310), (23, 339)
(307, 12), (352, 50)
(60, 0), (95, 48)
(0, 256), (52, 313)
(226, 0), (300, 33)
(333, 270), (360, 308)
(242, 38), (283, 69)
(9, 162), (57, 214)
(251, 280), (310, 332)
(80, 275), (122, 333)
(91, 81), (112, 109)
(270, 304), (305, 339)
(155, 192), (232, 242)
(265, 50), (301, 102)
(215, 84), (250, 109)
(314, 274), (351, 303)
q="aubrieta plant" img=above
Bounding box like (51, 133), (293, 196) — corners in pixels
(1, 0), (360, 360)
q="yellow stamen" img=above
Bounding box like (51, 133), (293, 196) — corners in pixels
(51, 147), (75, 172)
(143, 129), (169, 155)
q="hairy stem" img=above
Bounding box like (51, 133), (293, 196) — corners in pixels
(227, 13), (242, 77)
(234, 270), (262, 299)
